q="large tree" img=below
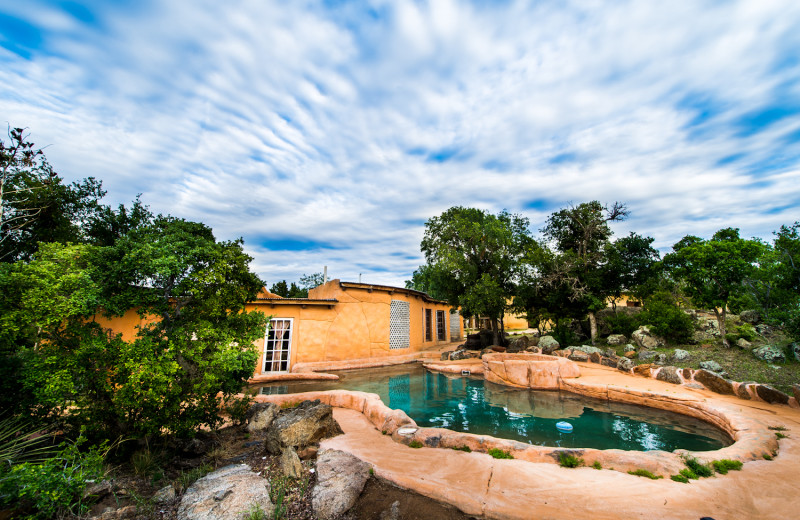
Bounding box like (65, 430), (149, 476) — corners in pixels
(420, 207), (531, 344)
(664, 228), (762, 346)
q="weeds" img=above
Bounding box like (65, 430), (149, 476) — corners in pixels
(763, 453), (773, 460)
(0, 415), (56, 467)
(557, 452), (583, 468)
(671, 474), (689, 483)
(408, 440), (424, 449)
(592, 461), (602, 470)
(768, 425), (787, 431)
(679, 468), (698, 480)
(488, 448), (513, 459)
(628, 469), (662, 480)
(451, 445), (472, 453)
(131, 448), (159, 478)
(176, 463), (212, 493)
(712, 459), (743, 474)
(244, 503), (269, 520)
(683, 457), (713, 478)
(776, 432), (788, 439)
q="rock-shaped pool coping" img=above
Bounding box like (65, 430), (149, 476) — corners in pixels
(250, 376), (779, 478)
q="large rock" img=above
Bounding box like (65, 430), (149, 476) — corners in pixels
(571, 345), (604, 356)
(616, 358), (634, 371)
(568, 351), (589, 362)
(736, 338), (752, 350)
(589, 352), (602, 364)
(752, 345), (785, 363)
(280, 447), (304, 478)
(699, 360), (726, 376)
(670, 349), (691, 363)
(694, 369), (734, 395)
(538, 336), (560, 354)
(506, 335), (531, 353)
(311, 449), (371, 520)
(265, 400), (343, 455)
(655, 366), (682, 385)
(177, 464), (272, 520)
(737, 382), (755, 400)
(631, 326), (666, 349)
(633, 364), (652, 377)
(606, 334), (628, 346)
(442, 348), (477, 361)
(638, 350), (658, 362)
(739, 310), (761, 324)
(791, 343), (800, 363)
(247, 402), (280, 432)
(793, 384), (800, 403)
(754, 384), (790, 405)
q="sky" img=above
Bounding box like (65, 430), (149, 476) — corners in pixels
(1, 0), (799, 288)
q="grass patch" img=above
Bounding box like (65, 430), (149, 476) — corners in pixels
(628, 469), (662, 480)
(244, 503), (269, 520)
(768, 425), (787, 431)
(684, 457), (714, 478)
(679, 468), (698, 480)
(451, 445), (472, 453)
(763, 453), (773, 460)
(408, 440), (424, 449)
(557, 452), (583, 468)
(592, 461), (602, 470)
(671, 474), (689, 483)
(776, 432), (788, 439)
(176, 463), (213, 493)
(488, 448), (514, 459)
(712, 459), (743, 474)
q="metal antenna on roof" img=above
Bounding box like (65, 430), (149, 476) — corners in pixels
(323, 266), (327, 285)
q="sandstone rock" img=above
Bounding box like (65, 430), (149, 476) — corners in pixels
(480, 347), (496, 357)
(571, 345), (605, 355)
(606, 334), (627, 346)
(735, 338), (752, 350)
(656, 366), (682, 385)
(568, 352), (589, 362)
(753, 345), (785, 363)
(631, 326), (666, 349)
(694, 369), (734, 395)
(600, 356), (620, 368)
(682, 368), (693, 379)
(297, 446), (318, 460)
(177, 464), (272, 520)
(603, 348), (617, 358)
(449, 348), (478, 360)
(538, 336), (560, 354)
(98, 505), (138, 520)
(83, 479), (114, 500)
(491, 345), (506, 352)
(589, 352), (602, 363)
(506, 335), (530, 353)
(624, 351), (636, 359)
(737, 382), (755, 400)
(754, 384), (790, 405)
(671, 349), (691, 362)
(440, 351), (452, 361)
(247, 402), (280, 432)
(739, 310), (761, 324)
(280, 447), (304, 478)
(379, 500), (401, 520)
(633, 364), (652, 377)
(312, 449), (371, 520)
(617, 358), (634, 371)
(265, 400), (343, 455)
(153, 484), (176, 504)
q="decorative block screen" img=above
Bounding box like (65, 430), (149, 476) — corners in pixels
(389, 300), (410, 349)
(450, 310), (461, 341)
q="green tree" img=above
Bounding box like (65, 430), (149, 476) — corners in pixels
(664, 228), (762, 346)
(270, 280), (290, 297)
(602, 232), (662, 305)
(299, 272), (326, 290)
(420, 207), (531, 344)
(287, 282), (306, 298)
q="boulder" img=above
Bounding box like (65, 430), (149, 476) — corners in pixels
(568, 352), (589, 362)
(754, 384), (790, 405)
(631, 326), (666, 349)
(739, 310), (761, 324)
(279, 447), (304, 478)
(177, 464), (272, 520)
(153, 484), (176, 504)
(247, 402), (280, 432)
(538, 336), (560, 354)
(791, 343), (800, 363)
(681, 368), (693, 379)
(699, 360), (726, 376)
(83, 479), (114, 500)
(311, 449), (371, 520)
(603, 349), (617, 358)
(755, 324), (772, 335)
(506, 335), (530, 353)
(624, 343), (637, 352)
(444, 349), (478, 361)
(571, 345), (604, 356)
(692, 330), (715, 343)
(653, 353), (667, 366)
(655, 366), (682, 385)
(752, 345), (785, 363)
(462, 333), (483, 350)
(633, 364), (652, 377)
(671, 349), (691, 363)
(617, 358), (634, 371)
(736, 338), (752, 350)
(694, 369), (735, 395)
(600, 356), (619, 368)
(624, 351), (637, 359)
(265, 400), (343, 455)
(736, 382), (755, 400)
(589, 352), (602, 364)
(793, 384), (800, 404)
(606, 334), (628, 346)
(638, 351), (658, 362)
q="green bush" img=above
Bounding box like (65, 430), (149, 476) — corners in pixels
(712, 459), (743, 474)
(628, 469), (662, 479)
(592, 461), (602, 470)
(557, 452), (583, 468)
(408, 440), (424, 449)
(604, 312), (639, 337)
(679, 468), (698, 480)
(684, 457), (713, 478)
(0, 438), (106, 519)
(734, 323), (757, 342)
(670, 474), (689, 483)
(487, 448), (513, 459)
(451, 445), (472, 452)
(638, 291), (694, 343)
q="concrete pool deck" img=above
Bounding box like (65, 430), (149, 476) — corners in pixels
(257, 360), (800, 519)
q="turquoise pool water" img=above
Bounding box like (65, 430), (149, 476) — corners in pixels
(251, 364), (731, 452)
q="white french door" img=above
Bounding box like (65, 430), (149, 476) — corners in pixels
(263, 318), (293, 372)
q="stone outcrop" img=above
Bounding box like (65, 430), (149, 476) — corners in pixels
(670, 349), (691, 362)
(616, 358), (634, 371)
(440, 349), (478, 361)
(739, 310), (760, 324)
(699, 360), (726, 376)
(153, 485), (176, 503)
(631, 326), (665, 349)
(694, 369), (734, 395)
(633, 364), (652, 377)
(279, 447), (304, 478)
(736, 338), (752, 350)
(265, 400), (343, 455)
(506, 335), (531, 353)
(247, 402), (280, 432)
(311, 449), (371, 520)
(571, 345), (604, 355)
(483, 353), (580, 389)
(606, 334), (627, 346)
(655, 366), (682, 385)
(752, 345), (785, 363)
(754, 384), (790, 405)
(568, 351), (589, 362)
(177, 465), (272, 520)
(538, 336), (560, 354)
(736, 382), (754, 400)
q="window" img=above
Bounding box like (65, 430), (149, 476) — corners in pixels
(389, 300), (410, 349)
(450, 310), (461, 341)
(263, 318), (292, 372)
(436, 310), (446, 341)
(425, 309), (432, 341)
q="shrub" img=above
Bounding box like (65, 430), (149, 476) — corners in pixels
(679, 468), (698, 480)
(604, 312), (638, 337)
(628, 469), (662, 479)
(0, 438), (106, 519)
(451, 445), (472, 453)
(638, 292), (694, 343)
(671, 474), (689, 483)
(684, 457), (713, 478)
(488, 448), (513, 459)
(557, 452), (583, 468)
(734, 323), (757, 342)
(712, 459), (743, 474)
(408, 440), (424, 449)
(763, 453), (773, 460)
(592, 461), (602, 470)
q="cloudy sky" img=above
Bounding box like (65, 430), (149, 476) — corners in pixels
(2, 0), (799, 287)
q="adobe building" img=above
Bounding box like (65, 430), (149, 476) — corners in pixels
(250, 280), (463, 376)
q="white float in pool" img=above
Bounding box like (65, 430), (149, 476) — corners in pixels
(556, 421), (573, 433)
(397, 427), (418, 436)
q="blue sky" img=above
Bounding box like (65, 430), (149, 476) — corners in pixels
(2, 0), (799, 287)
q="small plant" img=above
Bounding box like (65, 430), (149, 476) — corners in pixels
(684, 457), (713, 478)
(628, 469), (662, 479)
(671, 474), (689, 483)
(272, 487), (286, 520)
(488, 448), (513, 459)
(763, 453), (773, 461)
(128, 490), (155, 516)
(592, 461), (602, 470)
(369, 467), (374, 475)
(712, 459), (743, 474)
(451, 445), (472, 453)
(381, 430), (387, 435)
(280, 401), (298, 409)
(176, 463), (213, 493)
(408, 440), (424, 449)
(244, 503), (268, 520)
(679, 468), (698, 480)
(131, 447), (159, 477)
(775, 432), (788, 439)
(768, 425), (787, 431)
(557, 452), (583, 468)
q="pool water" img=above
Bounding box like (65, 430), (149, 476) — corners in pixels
(251, 364), (731, 452)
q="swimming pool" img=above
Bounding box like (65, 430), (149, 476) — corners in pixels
(250, 364), (731, 452)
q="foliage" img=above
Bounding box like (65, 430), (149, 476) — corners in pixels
(175, 463), (212, 493)
(712, 459), (743, 474)
(245, 503), (269, 520)
(603, 311), (639, 337)
(627, 469), (662, 479)
(487, 448), (513, 459)
(451, 445), (472, 452)
(269, 280), (306, 298)
(664, 228), (762, 346)
(0, 416), (56, 469)
(299, 272), (326, 290)
(592, 461), (602, 470)
(671, 473), (689, 483)
(408, 440), (424, 449)
(683, 457), (713, 478)
(602, 232), (662, 303)
(0, 438), (106, 519)
(557, 452), (583, 468)
(637, 291), (694, 343)
(679, 468), (698, 480)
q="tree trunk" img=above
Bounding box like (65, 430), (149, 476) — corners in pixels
(714, 307), (729, 347)
(491, 317), (500, 346)
(588, 311), (598, 346)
